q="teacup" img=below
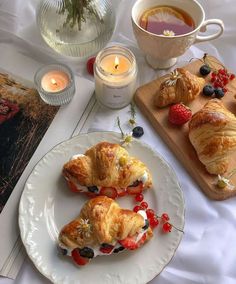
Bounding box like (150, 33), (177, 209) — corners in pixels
(131, 0), (224, 69)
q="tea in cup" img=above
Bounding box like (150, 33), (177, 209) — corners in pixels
(131, 0), (224, 69)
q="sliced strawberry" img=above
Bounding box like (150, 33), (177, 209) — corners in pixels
(71, 248), (89, 266)
(119, 233), (147, 250)
(84, 192), (97, 198)
(126, 182), (144, 195)
(119, 236), (138, 250)
(117, 188), (127, 197)
(137, 233), (147, 247)
(99, 243), (114, 254)
(99, 187), (118, 199)
(67, 181), (81, 193)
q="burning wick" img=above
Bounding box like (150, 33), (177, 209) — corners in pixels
(51, 78), (57, 85)
(114, 56), (119, 70)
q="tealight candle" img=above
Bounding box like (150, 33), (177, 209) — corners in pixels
(94, 46), (138, 109)
(41, 71), (69, 93)
(34, 64), (75, 106)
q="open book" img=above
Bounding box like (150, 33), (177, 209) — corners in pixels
(0, 53), (95, 279)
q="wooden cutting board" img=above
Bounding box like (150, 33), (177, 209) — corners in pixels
(134, 56), (236, 200)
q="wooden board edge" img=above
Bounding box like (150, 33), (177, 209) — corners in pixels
(134, 93), (236, 201)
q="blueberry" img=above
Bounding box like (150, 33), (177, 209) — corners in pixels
(57, 246), (67, 255)
(118, 246), (125, 252)
(101, 243), (113, 249)
(113, 248), (120, 253)
(215, 88), (225, 99)
(128, 180), (141, 187)
(142, 219), (150, 230)
(132, 126), (144, 138)
(203, 85), (215, 97)
(87, 186), (99, 193)
(79, 247), (94, 259)
(200, 64), (211, 76)
(113, 246), (125, 253)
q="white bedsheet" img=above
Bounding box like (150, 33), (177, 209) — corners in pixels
(0, 0), (236, 283)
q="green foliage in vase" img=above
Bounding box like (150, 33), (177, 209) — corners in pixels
(59, 0), (102, 30)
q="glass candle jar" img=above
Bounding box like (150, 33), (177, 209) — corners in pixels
(94, 46), (138, 109)
(34, 64), (75, 106)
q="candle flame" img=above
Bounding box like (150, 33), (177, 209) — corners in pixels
(114, 56), (119, 69)
(51, 78), (57, 85)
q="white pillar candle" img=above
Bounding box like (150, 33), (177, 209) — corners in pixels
(94, 46), (138, 109)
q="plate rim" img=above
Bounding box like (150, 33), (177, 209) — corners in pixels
(18, 131), (185, 284)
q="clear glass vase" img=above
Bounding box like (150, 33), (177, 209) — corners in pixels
(37, 0), (116, 58)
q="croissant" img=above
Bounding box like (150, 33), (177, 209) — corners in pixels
(155, 68), (205, 107)
(58, 196), (153, 265)
(189, 99), (236, 175)
(63, 142), (152, 198)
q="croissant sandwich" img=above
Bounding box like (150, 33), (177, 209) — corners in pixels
(63, 142), (152, 198)
(155, 68), (205, 107)
(189, 99), (236, 175)
(58, 196), (153, 266)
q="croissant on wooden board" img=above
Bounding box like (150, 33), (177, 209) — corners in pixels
(155, 68), (205, 107)
(63, 142), (152, 198)
(189, 99), (236, 175)
(58, 196), (153, 266)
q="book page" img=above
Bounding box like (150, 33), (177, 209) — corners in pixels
(0, 46), (94, 278)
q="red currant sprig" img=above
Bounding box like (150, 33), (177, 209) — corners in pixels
(133, 195), (183, 234)
(210, 68), (235, 93)
(192, 53), (235, 95)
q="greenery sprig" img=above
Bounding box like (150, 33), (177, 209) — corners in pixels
(128, 101), (137, 126)
(59, 0), (102, 30)
(117, 102), (144, 146)
(117, 116), (133, 146)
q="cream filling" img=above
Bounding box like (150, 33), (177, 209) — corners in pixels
(71, 154), (85, 160)
(69, 171), (148, 194)
(58, 210), (148, 258)
(138, 171), (148, 184)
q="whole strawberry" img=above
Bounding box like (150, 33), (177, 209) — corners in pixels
(168, 103), (192, 125)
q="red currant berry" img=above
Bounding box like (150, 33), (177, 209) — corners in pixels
(161, 213), (170, 222)
(223, 87), (228, 93)
(211, 77), (216, 83)
(211, 72), (216, 77)
(162, 222), (172, 233)
(86, 57), (96, 75)
(133, 205), (142, 213)
(219, 69), (225, 75)
(135, 193), (144, 202)
(149, 216), (159, 228)
(146, 209), (155, 219)
(140, 201), (148, 209)
(230, 74), (235, 80)
(223, 78), (229, 85)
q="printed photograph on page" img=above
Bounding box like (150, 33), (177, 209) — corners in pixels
(0, 72), (59, 213)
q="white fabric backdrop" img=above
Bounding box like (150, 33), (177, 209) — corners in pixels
(0, 0), (236, 283)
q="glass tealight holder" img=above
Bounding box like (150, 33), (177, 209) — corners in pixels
(94, 46), (138, 109)
(34, 64), (75, 106)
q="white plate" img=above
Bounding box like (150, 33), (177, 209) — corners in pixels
(19, 132), (185, 284)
